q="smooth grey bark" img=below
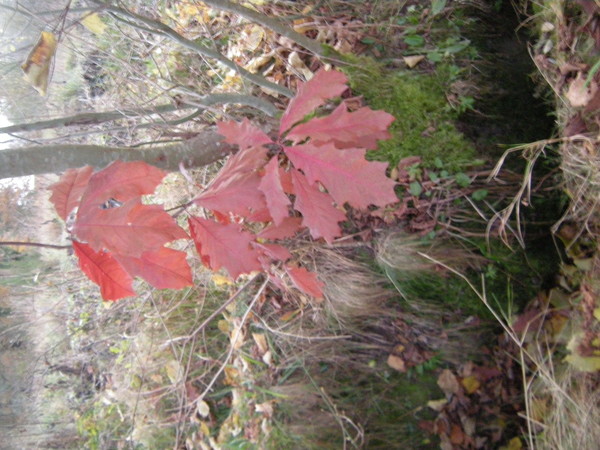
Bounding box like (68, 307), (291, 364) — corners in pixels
(0, 130), (235, 179)
(0, 93), (277, 135)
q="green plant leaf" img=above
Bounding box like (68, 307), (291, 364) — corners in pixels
(431, 0), (447, 16)
(409, 181), (423, 196)
(454, 172), (471, 187)
(404, 35), (425, 47)
(471, 189), (488, 201)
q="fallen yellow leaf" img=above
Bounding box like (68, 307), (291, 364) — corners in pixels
(461, 375), (481, 394)
(81, 13), (107, 35)
(21, 31), (57, 96)
(404, 55), (425, 68)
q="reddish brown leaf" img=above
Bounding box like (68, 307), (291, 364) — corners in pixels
(258, 217), (303, 240)
(195, 172), (266, 217)
(259, 157), (291, 225)
(290, 170), (345, 244)
(287, 103), (395, 150)
(72, 240), (135, 301)
(115, 247), (193, 290)
(280, 69), (348, 134)
(217, 118), (273, 149)
(213, 146), (268, 185)
(49, 166), (93, 220)
(247, 208), (273, 222)
(77, 161), (168, 213)
(285, 143), (397, 209)
(285, 265), (324, 299)
(194, 146), (268, 217)
(254, 242), (292, 262)
(74, 199), (188, 257)
(188, 216), (262, 278)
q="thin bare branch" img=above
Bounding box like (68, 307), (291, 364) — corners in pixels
(90, 0), (293, 98)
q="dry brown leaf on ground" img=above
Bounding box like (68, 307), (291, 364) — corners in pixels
(566, 72), (598, 107)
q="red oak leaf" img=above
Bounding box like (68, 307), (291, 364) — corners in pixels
(258, 217), (303, 240)
(49, 166), (94, 220)
(280, 69), (348, 135)
(188, 216), (262, 278)
(212, 145), (269, 185)
(279, 167), (294, 194)
(290, 169), (346, 244)
(285, 265), (324, 299)
(247, 208), (273, 222)
(195, 172), (266, 217)
(72, 240), (135, 301)
(73, 199), (188, 257)
(254, 242), (292, 262)
(287, 103), (395, 150)
(217, 118), (273, 149)
(194, 146), (268, 217)
(77, 160), (168, 213)
(115, 247), (193, 290)
(259, 156), (291, 225)
(285, 143), (397, 209)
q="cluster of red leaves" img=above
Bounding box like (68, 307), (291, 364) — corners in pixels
(49, 69), (397, 301)
(190, 69), (396, 298)
(49, 162), (193, 300)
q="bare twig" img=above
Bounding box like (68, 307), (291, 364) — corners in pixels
(0, 241), (71, 250)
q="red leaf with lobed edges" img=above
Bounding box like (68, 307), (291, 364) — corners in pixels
(49, 166), (94, 220)
(290, 169), (346, 244)
(188, 216), (262, 278)
(279, 69), (348, 134)
(72, 240), (135, 301)
(194, 145), (268, 217)
(258, 217), (303, 240)
(287, 103), (395, 150)
(77, 160), (168, 212)
(259, 156), (291, 225)
(73, 199), (188, 257)
(217, 118), (273, 149)
(285, 143), (397, 209)
(285, 265), (324, 299)
(115, 247), (193, 290)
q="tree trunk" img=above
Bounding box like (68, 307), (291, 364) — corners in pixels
(0, 130), (235, 180)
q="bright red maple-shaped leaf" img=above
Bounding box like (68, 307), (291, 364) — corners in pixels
(279, 69), (348, 135)
(290, 169), (346, 244)
(286, 143), (397, 209)
(188, 216), (262, 278)
(287, 103), (395, 150)
(73, 199), (188, 257)
(285, 265), (324, 299)
(72, 240), (135, 301)
(217, 118), (273, 149)
(259, 156), (291, 225)
(49, 166), (94, 221)
(115, 247), (193, 290)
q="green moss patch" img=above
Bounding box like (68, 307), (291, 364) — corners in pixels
(341, 58), (475, 170)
